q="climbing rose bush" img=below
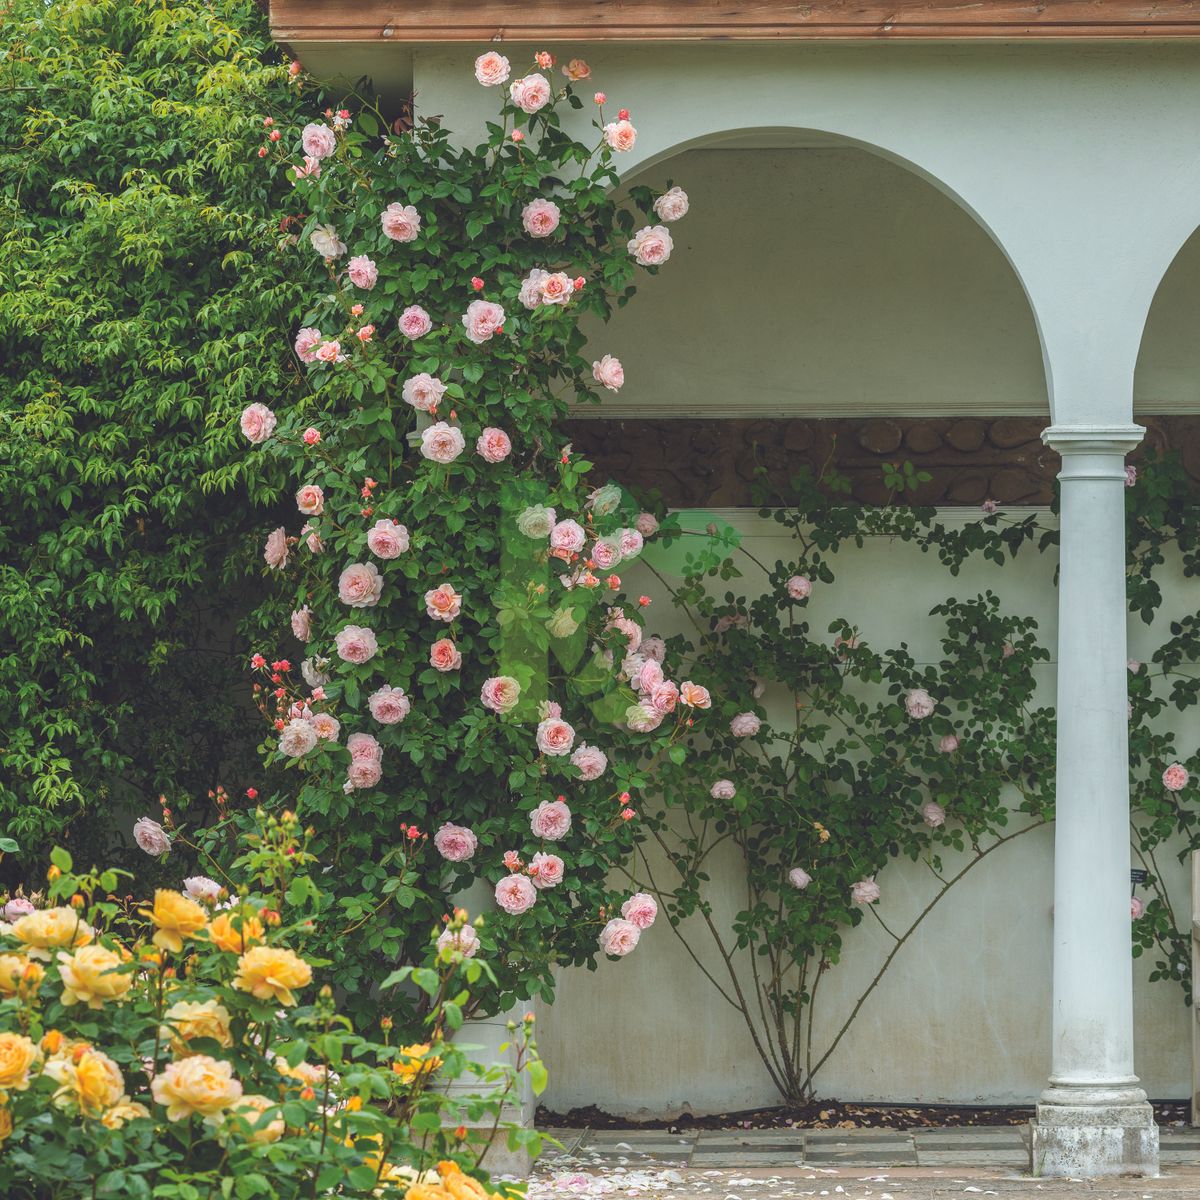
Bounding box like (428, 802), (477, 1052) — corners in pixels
(0, 814), (539, 1196)
(235, 52), (707, 1015)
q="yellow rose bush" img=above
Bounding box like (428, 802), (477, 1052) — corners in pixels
(0, 816), (541, 1198)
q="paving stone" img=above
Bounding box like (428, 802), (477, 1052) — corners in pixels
(917, 1149), (1028, 1165)
(691, 1150), (807, 1165)
(804, 1151), (920, 1165)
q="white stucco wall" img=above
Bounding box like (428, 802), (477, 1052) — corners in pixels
(534, 512), (1195, 1115)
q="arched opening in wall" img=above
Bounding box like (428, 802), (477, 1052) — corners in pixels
(537, 135), (1192, 1122)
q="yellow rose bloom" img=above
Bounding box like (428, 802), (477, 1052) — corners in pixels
(57, 944), (133, 1008)
(400, 1183), (449, 1200)
(437, 1160), (494, 1200)
(0, 954), (44, 997)
(276, 1058), (326, 1088)
(12, 907), (93, 960)
(391, 1042), (443, 1084)
(150, 1054), (242, 1122)
(101, 1099), (151, 1129)
(223, 1093), (284, 1144)
(44, 1047), (124, 1116)
(232, 945), (312, 1007)
(0, 1105), (12, 1142)
(162, 999), (233, 1055)
(0, 1033), (39, 1094)
(143, 890), (207, 954)
(206, 910), (265, 954)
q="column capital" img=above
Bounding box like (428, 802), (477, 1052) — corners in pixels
(1041, 424), (1145, 455)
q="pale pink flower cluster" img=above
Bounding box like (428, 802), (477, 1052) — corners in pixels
(295, 484), (324, 516)
(653, 187), (689, 222)
(529, 851), (565, 889)
(621, 892), (657, 929)
(536, 718), (575, 757)
(710, 780), (736, 800)
(430, 638), (462, 672)
(481, 676), (521, 714)
(381, 203), (421, 242)
(437, 925), (481, 957)
(598, 918), (639, 956)
(420, 422), (466, 463)
(434, 823), (477, 862)
(183, 876), (221, 904)
(310, 225), (346, 259)
(530, 799), (571, 841)
(345, 731), (383, 792)
(921, 801), (946, 828)
(571, 743), (607, 780)
(788, 867), (811, 890)
(347, 255), (378, 289)
(474, 51), (510, 86)
(496, 874), (537, 915)
(730, 712), (761, 738)
(636, 513), (659, 538)
(240, 403), (276, 443)
(510, 73), (551, 113)
(134, 817), (171, 856)
(398, 305), (433, 339)
(366, 519), (409, 559)
(279, 717), (318, 758)
(592, 355), (624, 392)
(1130, 896), (1145, 919)
(301, 122), (337, 160)
(937, 734), (959, 754)
(522, 198), (561, 237)
(402, 373), (447, 412)
(851, 878), (881, 905)
(786, 576), (812, 600)
(602, 119), (637, 152)
(335, 625), (377, 664)
(2, 897), (34, 921)
(424, 583), (462, 623)
(477, 428), (512, 462)
(462, 299), (505, 344)
(904, 689), (935, 719)
(368, 685), (410, 725)
(1163, 763), (1190, 792)
(264, 527), (288, 570)
(627, 225), (673, 267)
(294, 328), (322, 363)
(338, 562), (383, 608)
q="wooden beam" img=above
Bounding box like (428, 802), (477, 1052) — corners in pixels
(270, 1), (1200, 43)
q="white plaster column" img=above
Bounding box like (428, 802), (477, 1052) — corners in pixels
(1030, 424), (1158, 1178)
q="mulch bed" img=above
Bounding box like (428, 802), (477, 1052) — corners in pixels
(537, 1100), (1192, 1132)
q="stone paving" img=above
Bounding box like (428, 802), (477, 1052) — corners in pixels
(525, 1126), (1200, 1199)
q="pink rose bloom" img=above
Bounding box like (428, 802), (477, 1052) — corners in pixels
(1131, 896), (1145, 919)
(461, 299), (506, 344)
(529, 852), (565, 889)
(1163, 763), (1190, 792)
(852, 878), (881, 905)
(518, 269), (549, 310)
(650, 680), (679, 714)
(636, 660), (664, 694)
(592, 355), (624, 392)
(636, 512), (659, 538)
(653, 186), (689, 222)
(346, 758), (382, 791)
(477, 427), (512, 463)
(530, 799), (571, 841)
(434, 823), (478, 862)
(314, 338), (344, 363)
(618, 528), (644, 559)
(640, 635), (665, 662)
(625, 703), (664, 734)
(292, 155), (321, 181)
(368, 685), (411, 725)
(786, 576), (812, 600)
(510, 73), (551, 113)
(474, 51), (511, 86)
(311, 712), (340, 741)
(550, 519), (586, 554)
(905, 689), (936, 719)
(602, 119), (637, 152)
(425, 583), (462, 622)
(420, 422), (466, 463)
(437, 925), (480, 958)
(563, 58), (591, 81)
(710, 780), (736, 800)
(938, 734), (959, 754)
(621, 893), (657, 929)
(134, 817), (171, 856)
(381, 202), (421, 242)
(480, 676), (521, 714)
(347, 732), (382, 763)
(302, 523), (323, 554)
(366, 519), (409, 559)
(295, 484), (324, 515)
(430, 638), (462, 672)
(537, 718), (575, 757)
(1128, 659), (1141, 673)
(571, 743), (607, 781)
(2, 896), (34, 922)
(599, 918), (640, 956)
(788, 867), (812, 890)
(922, 801), (946, 828)
(335, 625), (378, 664)
(402, 373), (447, 412)
(290, 606), (312, 642)
(539, 272), (575, 305)
(240, 403), (276, 443)
(1001, 642), (1015, 658)
(398, 305), (433, 339)
(496, 874), (537, 915)
(627, 225), (673, 266)
(301, 122), (337, 160)
(591, 539), (621, 570)
(1126, 465), (1138, 487)
(279, 718), (317, 758)
(294, 327), (322, 363)
(679, 681), (711, 709)
(264, 527), (289, 570)
(730, 712), (761, 738)
(608, 614), (642, 653)
(338, 562), (383, 608)
(522, 198), (561, 237)
(310, 225), (346, 259)
(183, 876), (221, 904)
(981, 498), (999, 514)
(347, 255), (378, 289)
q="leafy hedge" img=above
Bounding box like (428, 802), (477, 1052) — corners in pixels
(0, 0), (308, 868)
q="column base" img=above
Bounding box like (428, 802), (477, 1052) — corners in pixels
(1030, 1086), (1158, 1178)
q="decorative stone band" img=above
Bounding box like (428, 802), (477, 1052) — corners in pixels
(565, 415), (1199, 508)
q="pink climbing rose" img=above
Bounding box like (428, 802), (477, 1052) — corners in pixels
(529, 852), (565, 890)
(788, 867), (811, 890)
(240, 403), (276, 444)
(536, 718), (575, 757)
(334, 625), (377, 664)
(905, 689), (935, 719)
(598, 918), (640, 956)
(367, 685), (410, 725)
(730, 712), (761, 738)
(621, 893), (657, 929)
(424, 583), (462, 622)
(338, 563), (383, 608)
(480, 676), (521, 715)
(922, 801), (946, 828)
(366, 519), (409, 559)
(495, 874), (537, 915)
(521, 198), (561, 237)
(851, 878), (881, 905)
(530, 799), (571, 841)
(430, 638), (462, 672)
(434, 823), (478, 862)
(1163, 763), (1190, 792)
(381, 202), (421, 242)
(398, 305), (433, 339)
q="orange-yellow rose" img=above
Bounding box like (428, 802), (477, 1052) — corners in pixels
(391, 1042), (443, 1084)
(44, 1047), (124, 1116)
(0, 1105), (11, 1142)
(143, 890), (207, 954)
(12, 907), (93, 960)
(232, 945), (311, 1006)
(101, 1100), (151, 1129)
(0, 954), (43, 997)
(223, 1093), (284, 1144)
(0, 1033), (39, 1094)
(150, 1054), (242, 1121)
(57, 944), (133, 1008)
(206, 910), (264, 954)
(276, 1057), (326, 1088)
(438, 1161), (495, 1200)
(162, 999), (233, 1055)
